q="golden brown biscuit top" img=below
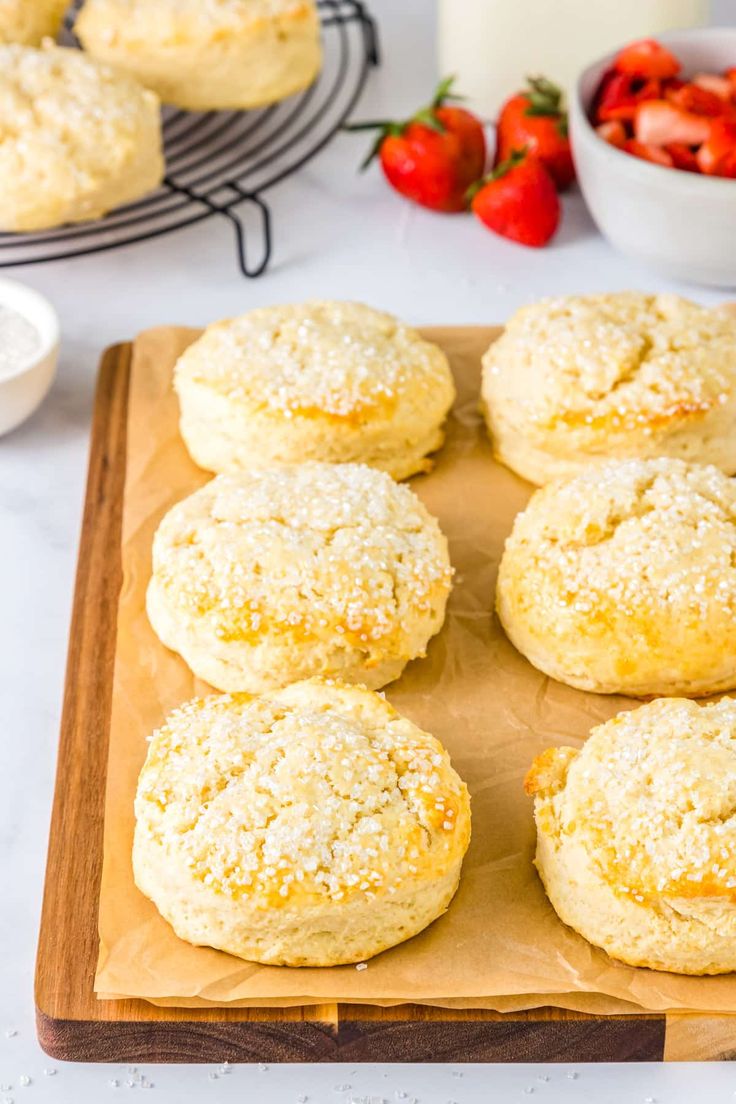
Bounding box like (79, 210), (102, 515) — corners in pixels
(483, 293), (736, 440)
(151, 464), (452, 654)
(174, 300), (454, 422)
(502, 458), (736, 624)
(136, 679), (471, 907)
(78, 0), (315, 37)
(0, 41), (159, 140)
(526, 697), (736, 903)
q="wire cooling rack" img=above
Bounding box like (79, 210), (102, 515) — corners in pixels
(0, 0), (378, 276)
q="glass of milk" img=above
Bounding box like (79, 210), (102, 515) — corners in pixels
(438, 0), (709, 120)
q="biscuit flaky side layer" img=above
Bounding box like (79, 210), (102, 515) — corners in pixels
(0, 0), (66, 44)
(482, 293), (736, 485)
(76, 0), (322, 111)
(0, 41), (164, 231)
(526, 698), (736, 975)
(497, 457), (736, 697)
(134, 678), (471, 966)
(147, 463), (453, 693)
(174, 301), (456, 480)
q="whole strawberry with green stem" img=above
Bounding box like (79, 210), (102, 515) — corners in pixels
(470, 148), (560, 248)
(347, 77), (487, 213)
(496, 76), (575, 190)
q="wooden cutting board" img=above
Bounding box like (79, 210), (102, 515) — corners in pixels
(34, 343), (736, 1063)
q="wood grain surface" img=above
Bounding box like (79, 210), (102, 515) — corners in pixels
(33, 344), (735, 1063)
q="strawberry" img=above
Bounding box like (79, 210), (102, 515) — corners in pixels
(593, 70), (661, 123)
(726, 68), (736, 99)
(634, 100), (711, 146)
(623, 140), (674, 167)
(614, 38), (680, 80)
(347, 77), (486, 213)
(469, 149), (560, 248)
(595, 120), (627, 148)
(666, 81), (727, 117)
(495, 76), (574, 190)
(696, 118), (736, 177)
(665, 143), (700, 172)
(693, 73), (733, 100)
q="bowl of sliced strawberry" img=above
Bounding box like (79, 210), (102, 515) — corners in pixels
(570, 28), (736, 286)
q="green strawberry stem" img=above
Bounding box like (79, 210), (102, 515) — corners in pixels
(466, 148), (528, 201)
(523, 75), (566, 117)
(344, 75), (464, 169)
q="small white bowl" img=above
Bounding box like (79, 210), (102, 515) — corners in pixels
(570, 27), (736, 287)
(0, 277), (59, 437)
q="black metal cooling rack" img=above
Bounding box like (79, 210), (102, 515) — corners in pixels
(0, 0), (378, 276)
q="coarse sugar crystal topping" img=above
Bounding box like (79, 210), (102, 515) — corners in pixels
(175, 300), (452, 419)
(151, 463), (452, 650)
(505, 458), (736, 622)
(136, 681), (468, 905)
(556, 697), (736, 902)
(484, 292), (736, 436)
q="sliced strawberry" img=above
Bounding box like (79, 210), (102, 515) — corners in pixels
(696, 118), (736, 176)
(623, 139), (674, 167)
(635, 100), (711, 145)
(665, 143), (700, 171)
(595, 120), (627, 148)
(693, 73), (732, 100)
(614, 39), (680, 80)
(666, 81), (726, 117)
(593, 70), (660, 123)
(726, 68), (736, 99)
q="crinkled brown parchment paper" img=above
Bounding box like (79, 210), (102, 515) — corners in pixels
(94, 324), (736, 1014)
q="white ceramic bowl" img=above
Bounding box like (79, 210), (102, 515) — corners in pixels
(570, 27), (736, 287)
(0, 278), (59, 437)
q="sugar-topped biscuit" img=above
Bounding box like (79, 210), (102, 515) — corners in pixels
(482, 293), (736, 485)
(134, 678), (471, 966)
(76, 0), (322, 111)
(526, 697), (736, 974)
(174, 301), (456, 481)
(497, 457), (736, 696)
(0, 42), (163, 231)
(0, 0), (66, 44)
(147, 463), (453, 692)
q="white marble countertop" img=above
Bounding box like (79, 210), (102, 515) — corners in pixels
(2, 0), (736, 1099)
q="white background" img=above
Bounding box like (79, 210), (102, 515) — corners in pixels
(3, 0), (736, 1099)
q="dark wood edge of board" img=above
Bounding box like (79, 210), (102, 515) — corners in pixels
(35, 1008), (668, 1064)
(30, 340), (727, 1063)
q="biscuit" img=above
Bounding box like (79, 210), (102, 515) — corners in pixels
(147, 463), (453, 692)
(134, 678), (471, 966)
(526, 697), (736, 975)
(482, 293), (736, 485)
(496, 457), (736, 697)
(174, 301), (456, 481)
(0, 0), (66, 44)
(0, 42), (164, 232)
(76, 0), (322, 112)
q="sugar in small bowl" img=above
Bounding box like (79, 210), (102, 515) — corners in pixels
(0, 278), (59, 437)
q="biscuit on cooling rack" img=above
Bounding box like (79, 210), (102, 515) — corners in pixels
(0, 0), (66, 44)
(76, 0), (322, 111)
(0, 42), (163, 231)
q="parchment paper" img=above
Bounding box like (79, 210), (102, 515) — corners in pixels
(95, 324), (736, 1014)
